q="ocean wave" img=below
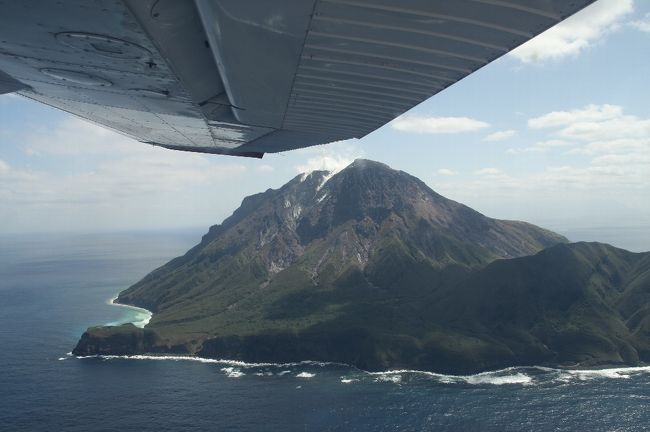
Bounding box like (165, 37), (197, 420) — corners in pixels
(72, 354), (650, 386)
(373, 374), (402, 383)
(57, 352), (73, 361)
(565, 366), (650, 380)
(106, 296), (152, 328)
(365, 364), (650, 386)
(74, 354), (341, 369)
(340, 378), (359, 384)
(463, 372), (532, 386)
(221, 367), (245, 378)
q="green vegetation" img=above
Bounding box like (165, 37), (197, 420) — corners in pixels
(73, 160), (650, 373)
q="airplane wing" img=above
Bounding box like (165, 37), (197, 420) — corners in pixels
(0, 0), (595, 158)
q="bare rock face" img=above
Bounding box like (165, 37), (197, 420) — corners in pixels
(73, 160), (650, 373)
(73, 324), (162, 356)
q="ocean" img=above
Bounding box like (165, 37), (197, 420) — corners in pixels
(1, 230), (649, 432)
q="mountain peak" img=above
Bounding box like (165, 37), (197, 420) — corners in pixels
(75, 160), (589, 373)
(346, 158), (393, 171)
(324, 159), (411, 195)
(292, 159), (393, 191)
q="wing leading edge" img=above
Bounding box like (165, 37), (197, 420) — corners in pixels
(0, 0), (596, 157)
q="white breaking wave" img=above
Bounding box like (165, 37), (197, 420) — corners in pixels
(106, 296), (152, 328)
(464, 372), (532, 386)
(74, 354), (339, 369)
(340, 378), (359, 384)
(364, 365), (650, 386)
(425, 367), (535, 386)
(71, 354), (650, 386)
(221, 367), (245, 378)
(374, 374), (402, 383)
(57, 352), (73, 361)
(564, 365), (650, 380)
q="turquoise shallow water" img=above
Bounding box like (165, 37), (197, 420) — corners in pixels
(1, 231), (650, 432)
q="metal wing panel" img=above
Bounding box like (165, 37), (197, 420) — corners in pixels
(194, 0), (318, 128)
(0, 0), (280, 157)
(0, 0), (596, 157)
(282, 0), (596, 139)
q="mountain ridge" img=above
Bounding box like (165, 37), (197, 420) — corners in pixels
(73, 159), (650, 373)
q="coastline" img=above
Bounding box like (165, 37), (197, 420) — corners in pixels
(73, 317), (650, 375)
(70, 353), (650, 383)
(106, 296), (152, 328)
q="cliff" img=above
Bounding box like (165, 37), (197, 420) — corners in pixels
(74, 160), (650, 373)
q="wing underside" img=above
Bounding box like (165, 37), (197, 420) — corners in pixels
(0, 0), (595, 157)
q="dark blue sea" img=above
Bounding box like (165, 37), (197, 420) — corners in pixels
(1, 230), (650, 432)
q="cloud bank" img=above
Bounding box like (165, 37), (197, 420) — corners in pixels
(484, 130), (516, 142)
(510, 0), (633, 63)
(391, 115), (489, 134)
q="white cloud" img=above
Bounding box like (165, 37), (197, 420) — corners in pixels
(433, 157), (650, 232)
(391, 115), (489, 134)
(492, 104), (650, 202)
(572, 138), (650, 156)
(294, 141), (363, 174)
(536, 139), (572, 148)
(506, 147), (545, 155)
(13, 117), (254, 196)
(506, 139), (573, 155)
(0, 153), (247, 207)
(437, 168), (456, 176)
(510, 0), (633, 63)
(24, 117), (144, 155)
(256, 164), (274, 173)
(484, 130), (516, 142)
(591, 153), (650, 166)
(0, 150), (252, 235)
(528, 105), (650, 160)
(0, 93), (25, 106)
(475, 168), (503, 176)
(0, 159), (9, 174)
(1, 116), (370, 232)
(442, 162), (649, 196)
(465, 129), (650, 193)
(528, 104), (623, 129)
(295, 154), (353, 174)
(631, 12), (650, 32)
(557, 117), (650, 142)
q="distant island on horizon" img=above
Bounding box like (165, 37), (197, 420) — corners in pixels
(74, 159), (650, 374)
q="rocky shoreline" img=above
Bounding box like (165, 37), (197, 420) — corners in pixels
(72, 322), (650, 375)
(73, 161), (650, 376)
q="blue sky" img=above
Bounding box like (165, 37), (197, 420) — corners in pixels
(1, 0), (649, 236)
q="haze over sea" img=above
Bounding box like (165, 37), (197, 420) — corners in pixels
(1, 229), (650, 431)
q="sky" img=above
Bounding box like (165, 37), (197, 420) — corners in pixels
(1, 0), (649, 237)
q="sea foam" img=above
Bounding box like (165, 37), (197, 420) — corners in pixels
(340, 377), (359, 384)
(72, 354), (650, 386)
(106, 296), (152, 328)
(75, 354), (339, 369)
(221, 367), (245, 378)
(564, 366), (650, 381)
